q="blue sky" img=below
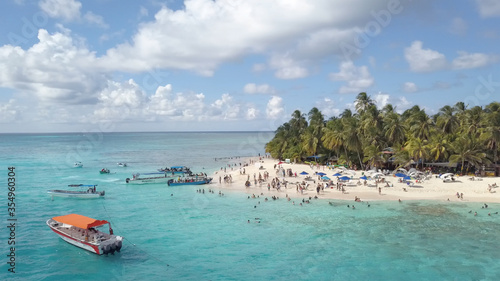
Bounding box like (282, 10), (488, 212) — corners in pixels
(1, 0), (499, 133)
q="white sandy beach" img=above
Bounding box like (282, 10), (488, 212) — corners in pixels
(212, 156), (500, 204)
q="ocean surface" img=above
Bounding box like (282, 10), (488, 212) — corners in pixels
(1, 131), (500, 281)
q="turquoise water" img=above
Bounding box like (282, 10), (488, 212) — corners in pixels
(1, 132), (500, 280)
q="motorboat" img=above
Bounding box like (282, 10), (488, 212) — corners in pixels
(99, 168), (111, 174)
(74, 162), (83, 168)
(47, 184), (105, 199)
(46, 213), (122, 255)
(157, 166), (192, 175)
(117, 163), (127, 167)
(125, 172), (174, 184)
(167, 176), (213, 186)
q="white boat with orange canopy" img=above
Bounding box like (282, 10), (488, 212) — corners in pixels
(46, 214), (123, 255)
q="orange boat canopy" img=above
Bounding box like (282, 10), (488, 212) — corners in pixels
(52, 214), (109, 229)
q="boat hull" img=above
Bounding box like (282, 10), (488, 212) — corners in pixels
(46, 219), (122, 255)
(47, 191), (104, 199)
(47, 220), (101, 254)
(125, 176), (173, 184)
(167, 178), (212, 186)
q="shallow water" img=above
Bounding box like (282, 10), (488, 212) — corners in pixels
(1, 132), (499, 280)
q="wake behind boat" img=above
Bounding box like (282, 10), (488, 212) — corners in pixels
(47, 184), (105, 199)
(46, 213), (122, 255)
(125, 172), (174, 184)
(167, 176), (213, 186)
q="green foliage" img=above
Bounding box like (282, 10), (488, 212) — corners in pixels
(265, 94), (499, 169)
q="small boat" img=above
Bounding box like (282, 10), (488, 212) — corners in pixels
(74, 162), (83, 168)
(157, 166), (192, 175)
(117, 162), (127, 167)
(167, 176), (213, 186)
(46, 213), (123, 255)
(100, 168), (111, 174)
(125, 172), (174, 184)
(47, 184), (105, 199)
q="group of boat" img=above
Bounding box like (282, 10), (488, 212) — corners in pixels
(49, 164), (211, 256)
(126, 166), (212, 186)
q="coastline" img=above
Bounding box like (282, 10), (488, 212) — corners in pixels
(212, 156), (500, 204)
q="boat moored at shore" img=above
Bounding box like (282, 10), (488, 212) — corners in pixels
(47, 214), (122, 255)
(158, 166), (192, 175)
(167, 176), (213, 186)
(125, 172), (174, 184)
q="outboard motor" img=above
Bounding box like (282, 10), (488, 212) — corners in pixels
(125, 178), (130, 183)
(115, 240), (122, 252)
(109, 243), (116, 255)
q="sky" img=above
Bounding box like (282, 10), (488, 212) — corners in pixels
(0, 0), (499, 133)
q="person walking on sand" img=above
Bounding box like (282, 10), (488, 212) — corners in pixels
(378, 187), (381, 195)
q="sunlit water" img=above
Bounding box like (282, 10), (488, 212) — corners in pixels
(1, 132), (499, 280)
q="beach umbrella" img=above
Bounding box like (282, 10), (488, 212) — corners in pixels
(277, 161), (284, 165)
(360, 176), (368, 180)
(333, 173), (342, 177)
(317, 172), (326, 176)
(403, 175), (412, 180)
(395, 173), (406, 177)
(300, 171), (309, 175)
(321, 176), (330, 180)
(339, 176), (351, 181)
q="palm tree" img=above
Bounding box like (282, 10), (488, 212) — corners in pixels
(481, 102), (500, 169)
(449, 136), (490, 175)
(405, 137), (429, 169)
(383, 111), (407, 147)
(301, 107), (324, 157)
(363, 144), (384, 169)
(354, 92), (374, 115)
(435, 105), (458, 134)
(428, 134), (451, 162)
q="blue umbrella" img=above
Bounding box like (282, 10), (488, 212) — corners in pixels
(317, 172), (326, 176)
(403, 175), (412, 180)
(300, 171), (309, 175)
(339, 176), (351, 181)
(395, 173), (406, 177)
(360, 176), (368, 180)
(333, 173), (342, 177)
(321, 176), (330, 180)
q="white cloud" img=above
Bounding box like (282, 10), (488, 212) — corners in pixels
(102, 0), (392, 75)
(404, 41), (447, 72)
(266, 96), (284, 119)
(0, 99), (23, 123)
(476, 0), (500, 18)
(316, 98), (340, 118)
(39, 0), (82, 21)
(83, 11), (108, 28)
(0, 29), (106, 104)
(403, 82), (418, 93)
(243, 83), (276, 95)
(39, 0), (107, 27)
(246, 107), (259, 120)
(374, 93), (390, 108)
(329, 61), (374, 94)
(451, 51), (497, 70)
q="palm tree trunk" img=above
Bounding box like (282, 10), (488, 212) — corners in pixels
(357, 151), (364, 170)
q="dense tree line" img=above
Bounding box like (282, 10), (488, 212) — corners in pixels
(265, 93), (500, 174)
